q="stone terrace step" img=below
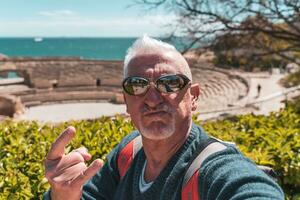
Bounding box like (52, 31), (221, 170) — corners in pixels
(21, 90), (119, 106)
(191, 67), (248, 112)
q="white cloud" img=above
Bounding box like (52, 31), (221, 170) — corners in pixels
(37, 10), (78, 18)
(0, 14), (178, 37)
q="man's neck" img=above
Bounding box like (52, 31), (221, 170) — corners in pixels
(141, 122), (192, 182)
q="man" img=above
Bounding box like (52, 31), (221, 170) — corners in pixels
(43, 35), (284, 199)
(257, 84), (262, 98)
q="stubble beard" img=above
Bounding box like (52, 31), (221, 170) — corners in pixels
(138, 103), (176, 140)
(139, 118), (176, 140)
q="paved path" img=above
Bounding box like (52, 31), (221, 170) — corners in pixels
(197, 73), (287, 120)
(18, 102), (127, 123)
(245, 73), (286, 115)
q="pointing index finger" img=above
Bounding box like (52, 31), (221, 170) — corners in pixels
(46, 126), (76, 160)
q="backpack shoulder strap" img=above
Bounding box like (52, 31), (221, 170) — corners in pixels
(117, 135), (142, 178)
(181, 139), (227, 200)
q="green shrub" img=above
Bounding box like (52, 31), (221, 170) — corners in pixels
(280, 70), (300, 88)
(0, 116), (134, 199)
(197, 105), (300, 199)
(0, 105), (299, 199)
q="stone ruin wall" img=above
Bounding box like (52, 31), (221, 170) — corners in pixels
(3, 58), (123, 89)
(0, 94), (24, 119)
(0, 58), (129, 112)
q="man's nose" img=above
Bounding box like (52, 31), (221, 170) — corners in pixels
(144, 85), (164, 108)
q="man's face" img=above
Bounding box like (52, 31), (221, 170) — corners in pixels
(123, 51), (199, 140)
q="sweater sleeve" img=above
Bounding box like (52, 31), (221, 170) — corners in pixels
(199, 146), (285, 200)
(81, 145), (120, 200)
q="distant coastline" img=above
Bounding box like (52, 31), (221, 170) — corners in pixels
(0, 37), (138, 60)
(0, 37), (190, 60)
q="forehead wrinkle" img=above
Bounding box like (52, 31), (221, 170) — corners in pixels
(128, 54), (169, 68)
(129, 63), (180, 80)
(127, 52), (185, 78)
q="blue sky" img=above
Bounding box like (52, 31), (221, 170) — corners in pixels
(0, 0), (176, 37)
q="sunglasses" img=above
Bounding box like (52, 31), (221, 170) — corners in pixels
(122, 74), (191, 96)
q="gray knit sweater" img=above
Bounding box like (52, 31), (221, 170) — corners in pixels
(44, 124), (284, 199)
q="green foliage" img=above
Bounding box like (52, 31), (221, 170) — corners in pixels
(212, 17), (297, 71)
(0, 115), (134, 199)
(281, 70), (300, 88)
(0, 105), (299, 199)
(213, 43), (288, 71)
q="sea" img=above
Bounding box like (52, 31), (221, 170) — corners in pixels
(0, 37), (187, 60)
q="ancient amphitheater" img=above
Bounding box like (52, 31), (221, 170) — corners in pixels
(0, 57), (250, 121)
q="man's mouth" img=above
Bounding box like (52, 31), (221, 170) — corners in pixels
(143, 110), (169, 117)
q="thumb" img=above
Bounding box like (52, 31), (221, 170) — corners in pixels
(73, 159), (104, 187)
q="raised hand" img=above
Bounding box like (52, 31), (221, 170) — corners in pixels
(44, 126), (103, 200)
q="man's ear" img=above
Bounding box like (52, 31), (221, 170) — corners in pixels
(190, 83), (200, 111)
(123, 92), (129, 113)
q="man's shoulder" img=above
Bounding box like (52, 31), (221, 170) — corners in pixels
(191, 123), (210, 139)
(118, 130), (140, 149)
(105, 130), (140, 161)
(200, 141), (247, 168)
(198, 145), (284, 199)
(198, 143), (281, 188)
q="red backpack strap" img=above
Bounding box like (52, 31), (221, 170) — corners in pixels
(182, 141), (227, 200)
(117, 135), (142, 178)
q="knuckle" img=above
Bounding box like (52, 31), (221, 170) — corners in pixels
(80, 170), (87, 178)
(45, 171), (53, 180)
(45, 170), (58, 181)
(51, 179), (65, 189)
(50, 142), (56, 151)
(71, 151), (85, 163)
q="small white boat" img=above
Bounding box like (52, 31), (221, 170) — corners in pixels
(34, 37), (43, 42)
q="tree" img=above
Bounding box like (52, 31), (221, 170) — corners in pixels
(135, 0), (300, 65)
(212, 15), (292, 70)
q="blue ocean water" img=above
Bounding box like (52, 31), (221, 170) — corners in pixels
(0, 37), (188, 60)
(0, 71), (19, 79)
(0, 37), (138, 60)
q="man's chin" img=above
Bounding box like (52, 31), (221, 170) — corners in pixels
(142, 120), (167, 129)
(138, 123), (175, 140)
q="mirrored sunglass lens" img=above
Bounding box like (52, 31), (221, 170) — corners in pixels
(157, 75), (184, 93)
(124, 77), (148, 95)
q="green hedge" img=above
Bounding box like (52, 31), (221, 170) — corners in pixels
(200, 108), (300, 199)
(0, 116), (135, 199)
(0, 103), (299, 199)
(280, 70), (300, 88)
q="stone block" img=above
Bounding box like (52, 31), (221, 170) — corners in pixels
(0, 94), (24, 117)
(58, 76), (96, 87)
(101, 79), (122, 86)
(32, 79), (52, 89)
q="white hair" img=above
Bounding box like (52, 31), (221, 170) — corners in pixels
(123, 34), (192, 80)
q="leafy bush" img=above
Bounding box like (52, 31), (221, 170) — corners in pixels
(0, 116), (134, 199)
(198, 105), (300, 199)
(0, 105), (299, 199)
(211, 27), (295, 72)
(280, 70), (300, 88)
